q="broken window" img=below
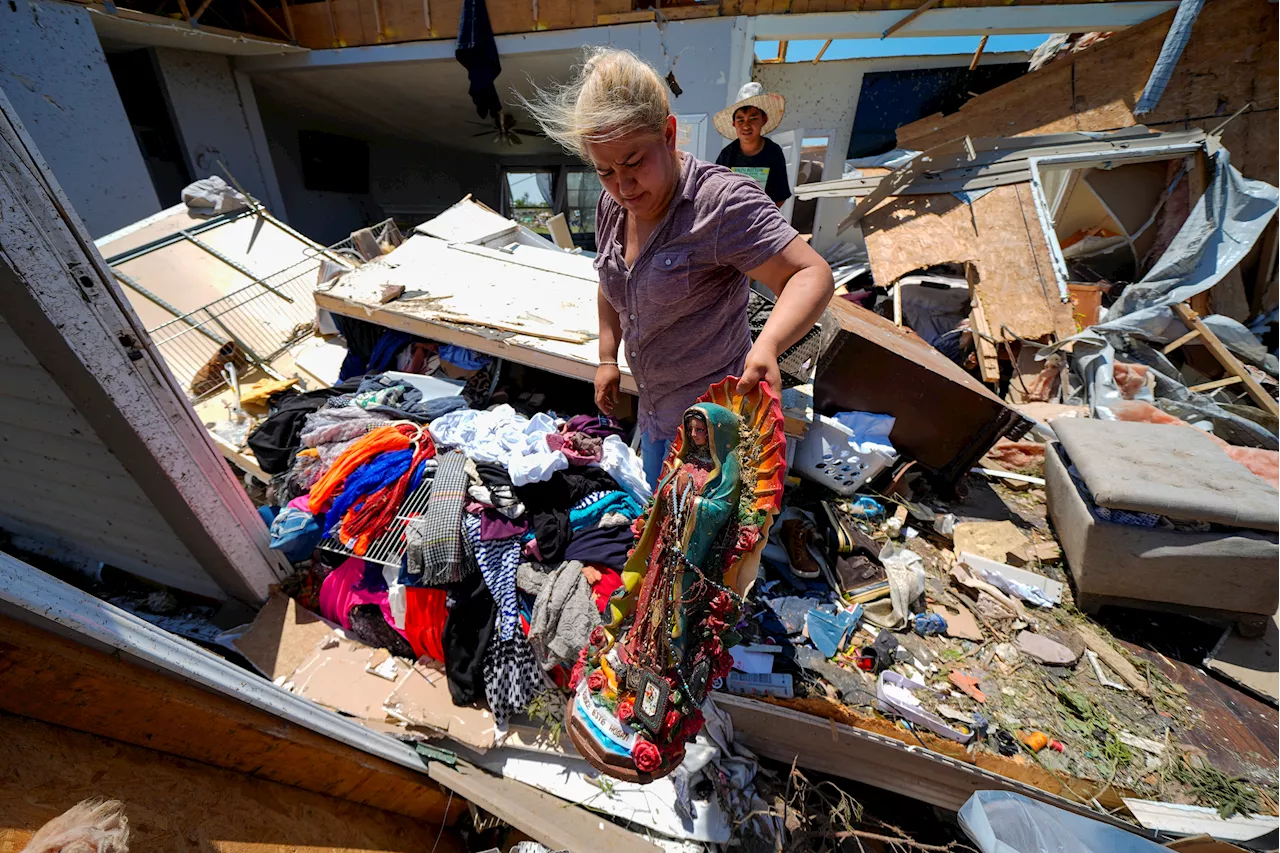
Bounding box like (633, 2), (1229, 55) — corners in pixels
(1033, 148), (1202, 319)
(563, 168), (603, 244)
(503, 169), (555, 236)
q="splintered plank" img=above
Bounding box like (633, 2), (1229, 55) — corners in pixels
(1172, 303), (1279, 417)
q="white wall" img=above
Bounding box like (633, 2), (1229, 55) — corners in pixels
(153, 48), (284, 212)
(257, 100), (385, 245)
(0, 0), (159, 237)
(370, 141), (501, 222)
(755, 52), (1023, 249)
(597, 17), (738, 161)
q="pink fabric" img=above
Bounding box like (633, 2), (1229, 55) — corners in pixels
(318, 557), (399, 633)
(287, 495), (313, 511)
(547, 431), (603, 465)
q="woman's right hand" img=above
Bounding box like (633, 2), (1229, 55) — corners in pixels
(595, 363), (620, 415)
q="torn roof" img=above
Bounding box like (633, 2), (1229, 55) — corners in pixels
(795, 126), (1208, 203)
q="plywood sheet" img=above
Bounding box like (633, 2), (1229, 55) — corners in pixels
(0, 713), (464, 853)
(862, 186), (1076, 340)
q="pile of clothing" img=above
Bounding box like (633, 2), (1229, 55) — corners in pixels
(258, 376), (651, 729)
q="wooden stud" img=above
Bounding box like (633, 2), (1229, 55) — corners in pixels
(1172, 303), (1279, 417)
(280, 0), (297, 41)
(892, 280), (903, 326)
(970, 287), (1001, 385)
(881, 0), (941, 39)
(191, 0), (216, 20)
(968, 34), (988, 71)
(1189, 375), (1245, 393)
(244, 0), (293, 40)
(779, 40), (789, 62)
(813, 38), (831, 63)
(1162, 327), (1202, 354)
(174, 0), (193, 24)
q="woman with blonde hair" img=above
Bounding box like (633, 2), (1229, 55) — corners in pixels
(524, 49), (833, 489)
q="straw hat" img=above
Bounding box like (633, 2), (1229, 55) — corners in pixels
(713, 82), (786, 139)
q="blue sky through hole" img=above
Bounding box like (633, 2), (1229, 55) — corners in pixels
(754, 34), (1047, 62)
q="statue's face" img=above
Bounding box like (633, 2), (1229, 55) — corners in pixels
(687, 415), (708, 448)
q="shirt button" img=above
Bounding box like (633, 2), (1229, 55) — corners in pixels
(629, 313), (636, 320)
(648, 410), (655, 416)
(630, 351), (637, 358)
(664, 259), (672, 266)
(639, 383), (645, 389)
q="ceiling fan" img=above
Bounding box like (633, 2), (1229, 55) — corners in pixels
(468, 111), (545, 146)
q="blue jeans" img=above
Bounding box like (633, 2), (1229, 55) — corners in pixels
(640, 431), (672, 494)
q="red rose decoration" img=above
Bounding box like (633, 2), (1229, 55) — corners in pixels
(662, 709), (682, 735)
(569, 662), (585, 690)
(578, 646), (590, 665)
(586, 670), (606, 692)
(632, 737), (662, 773)
(617, 698), (635, 724)
(705, 616), (726, 635)
(589, 625), (605, 646)
(680, 709), (706, 739)
(709, 592), (733, 617)
(735, 525), (761, 552)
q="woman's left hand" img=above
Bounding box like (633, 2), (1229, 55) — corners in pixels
(737, 339), (782, 397)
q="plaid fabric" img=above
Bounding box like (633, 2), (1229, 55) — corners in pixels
(404, 449), (471, 586)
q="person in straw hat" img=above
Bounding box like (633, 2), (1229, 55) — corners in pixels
(523, 49), (832, 490)
(714, 82), (791, 207)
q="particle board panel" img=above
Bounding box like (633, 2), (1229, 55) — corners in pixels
(0, 712), (464, 853)
(861, 185), (1076, 341)
(0, 614), (458, 824)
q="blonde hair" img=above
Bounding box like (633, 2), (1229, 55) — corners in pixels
(520, 48), (670, 161)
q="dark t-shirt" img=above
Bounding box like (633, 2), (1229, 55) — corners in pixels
(715, 138), (791, 204)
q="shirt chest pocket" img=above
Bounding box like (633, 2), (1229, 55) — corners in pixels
(647, 251), (692, 306)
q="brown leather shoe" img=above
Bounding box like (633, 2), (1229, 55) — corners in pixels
(781, 519), (821, 579)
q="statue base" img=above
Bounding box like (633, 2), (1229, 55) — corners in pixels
(565, 701), (683, 784)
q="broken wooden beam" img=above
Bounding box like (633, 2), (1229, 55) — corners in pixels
(1172, 303), (1278, 417)
(881, 0), (942, 38)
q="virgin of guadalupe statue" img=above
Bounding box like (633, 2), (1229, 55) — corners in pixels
(566, 377), (787, 782)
